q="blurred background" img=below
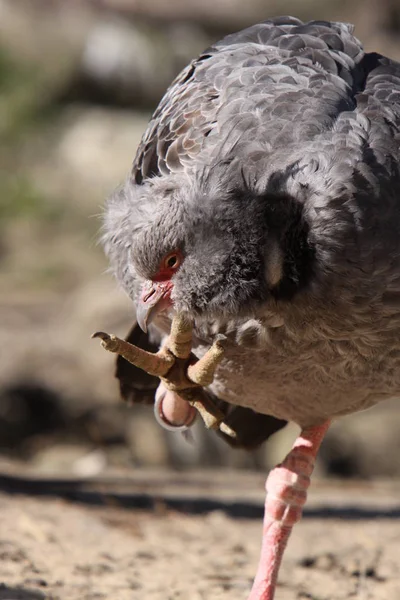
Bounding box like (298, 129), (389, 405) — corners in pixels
(2, 0), (400, 480)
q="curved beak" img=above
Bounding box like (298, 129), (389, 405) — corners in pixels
(136, 281), (173, 333)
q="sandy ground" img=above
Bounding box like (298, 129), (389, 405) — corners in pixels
(0, 469), (399, 600)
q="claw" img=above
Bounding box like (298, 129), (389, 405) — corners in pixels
(91, 331), (109, 340)
(92, 331), (173, 377)
(92, 331), (119, 352)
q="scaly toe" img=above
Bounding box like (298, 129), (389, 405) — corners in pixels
(92, 331), (120, 352)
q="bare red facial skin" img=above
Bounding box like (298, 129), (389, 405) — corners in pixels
(152, 249), (183, 282)
(140, 280), (173, 312)
(136, 250), (182, 332)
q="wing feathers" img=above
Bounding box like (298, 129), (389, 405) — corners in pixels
(131, 18), (369, 184)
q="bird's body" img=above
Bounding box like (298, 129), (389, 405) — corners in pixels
(192, 311), (400, 428)
(105, 16), (400, 428)
(102, 16), (400, 599)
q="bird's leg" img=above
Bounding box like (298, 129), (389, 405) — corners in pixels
(167, 314), (193, 359)
(248, 420), (331, 600)
(154, 383), (197, 431)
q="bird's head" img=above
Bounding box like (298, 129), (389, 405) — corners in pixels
(104, 161), (315, 331)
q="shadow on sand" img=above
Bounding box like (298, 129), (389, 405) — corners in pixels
(1, 473), (399, 521)
(0, 585), (46, 600)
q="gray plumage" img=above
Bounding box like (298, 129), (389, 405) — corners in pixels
(103, 17), (400, 432)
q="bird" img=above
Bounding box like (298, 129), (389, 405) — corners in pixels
(98, 16), (400, 600)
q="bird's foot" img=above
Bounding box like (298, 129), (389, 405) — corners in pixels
(92, 314), (236, 438)
(92, 331), (174, 376)
(248, 420), (331, 600)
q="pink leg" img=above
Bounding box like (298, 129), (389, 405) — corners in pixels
(154, 383), (197, 431)
(248, 420), (331, 600)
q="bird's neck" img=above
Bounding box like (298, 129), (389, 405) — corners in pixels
(265, 196), (315, 301)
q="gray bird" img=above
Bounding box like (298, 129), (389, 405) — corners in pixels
(101, 16), (400, 600)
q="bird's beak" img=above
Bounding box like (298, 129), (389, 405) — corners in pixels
(137, 281), (173, 333)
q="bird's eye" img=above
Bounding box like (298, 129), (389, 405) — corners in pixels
(164, 253), (180, 270)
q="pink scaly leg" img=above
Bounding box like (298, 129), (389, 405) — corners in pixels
(154, 382), (197, 431)
(248, 420), (331, 600)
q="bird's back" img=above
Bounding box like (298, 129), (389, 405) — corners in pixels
(132, 18), (367, 181)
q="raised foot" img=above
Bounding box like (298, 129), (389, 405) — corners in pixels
(92, 314), (236, 439)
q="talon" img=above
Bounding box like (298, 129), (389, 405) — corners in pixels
(92, 331), (119, 352)
(219, 421), (237, 439)
(91, 331), (110, 341)
(92, 330), (173, 376)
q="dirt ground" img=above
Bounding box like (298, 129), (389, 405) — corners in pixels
(0, 468), (399, 600)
